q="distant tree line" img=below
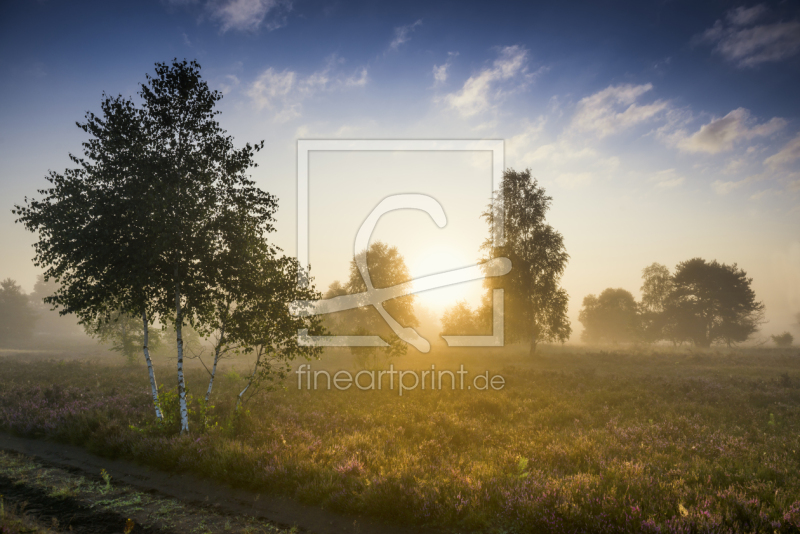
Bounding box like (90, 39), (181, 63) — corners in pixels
(0, 275), (86, 348)
(579, 259), (769, 347)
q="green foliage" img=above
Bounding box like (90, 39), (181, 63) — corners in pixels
(480, 168), (571, 355)
(13, 59), (319, 433)
(664, 258), (764, 348)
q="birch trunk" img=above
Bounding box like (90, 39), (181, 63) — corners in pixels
(142, 309), (163, 421)
(175, 265), (189, 434)
(235, 348), (261, 413)
(204, 325), (224, 405)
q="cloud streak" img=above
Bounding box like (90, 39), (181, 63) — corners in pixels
(210, 0), (292, 32)
(569, 83), (669, 139)
(443, 46), (538, 118)
(697, 5), (800, 67)
(389, 20), (422, 51)
(675, 108), (785, 154)
(247, 58), (368, 122)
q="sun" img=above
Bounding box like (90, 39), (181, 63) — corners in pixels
(409, 247), (483, 314)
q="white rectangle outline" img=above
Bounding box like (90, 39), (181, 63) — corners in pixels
(296, 139), (505, 288)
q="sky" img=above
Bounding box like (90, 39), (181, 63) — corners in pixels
(1, 0), (800, 340)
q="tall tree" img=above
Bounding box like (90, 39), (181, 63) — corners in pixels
(15, 60), (278, 433)
(578, 288), (639, 344)
(639, 263), (674, 343)
(663, 258), (764, 348)
(14, 93), (166, 419)
(0, 279), (37, 346)
(133, 59), (279, 433)
(480, 168), (571, 355)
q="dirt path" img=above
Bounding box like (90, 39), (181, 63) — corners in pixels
(0, 433), (440, 534)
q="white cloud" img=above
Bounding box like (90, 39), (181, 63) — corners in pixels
(344, 68), (368, 88)
(506, 118), (546, 161)
(433, 52), (458, 87)
(217, 74), (240, 94)
(209, 0), (290, 33)
(556, 172), (593, 190)
(697, 6), (800, 67)
(675, 108), (785, 154)
(443, 46), (537, 118)
(765, 133), (800, 169)
(570, 83), (669, 138)
(712, 178), (750, 195)
(726, 4), (768, 27)
(510, 138), (620, 190)
(247, 58), (367, 122)
(650, 169), (685, 189)
(389, 20), (422, 51)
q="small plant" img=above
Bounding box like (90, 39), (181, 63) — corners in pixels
(772, 332), (794, 348)
(515, 457), (530, 479)
(100, 468), (112, 493)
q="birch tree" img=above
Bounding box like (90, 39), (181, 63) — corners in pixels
(15, 60), (278, 433)
(13, 94), (166, 419)
(137, 60), (277, 434)
(480, 168), (571, 355)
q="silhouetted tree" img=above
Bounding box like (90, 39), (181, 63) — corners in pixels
(198, 214), (322, 407)
(0, 279), (37, 346)
(14, 92), (166, 419)
(579, 288), (639, 344)
(440, 300), (485, 336)
(480, 169), (571, 355)
(663, 258), (764, 348)
(14, 60), (281, 433)
(342, 241), (417, 368)
(771, 332), (794, 348)
(228, 251), (323, 411)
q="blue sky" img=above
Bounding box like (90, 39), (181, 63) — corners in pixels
(2, 0), (800, 338)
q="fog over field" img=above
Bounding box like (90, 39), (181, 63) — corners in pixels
(1, 2), (800, 533)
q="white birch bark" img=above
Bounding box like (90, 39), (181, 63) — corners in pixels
(175, 267), (189, 434)
(235, 348), (261, 413)
(204, 325), (224, 405)
(142, 309), (162, 421)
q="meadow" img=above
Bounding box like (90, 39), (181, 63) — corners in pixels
(1, 346), (799, 533)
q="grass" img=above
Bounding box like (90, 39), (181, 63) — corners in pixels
(1, 346), (799, 533)
(0, 450), (293, 533)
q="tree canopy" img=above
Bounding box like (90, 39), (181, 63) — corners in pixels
(663, 258), (764, 348)
(333, 241), (417, 368)
(578, 288), (639, 344)
(14, 59), (319, 433)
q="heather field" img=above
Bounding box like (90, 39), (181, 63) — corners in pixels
(1, 348), (800, 533)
